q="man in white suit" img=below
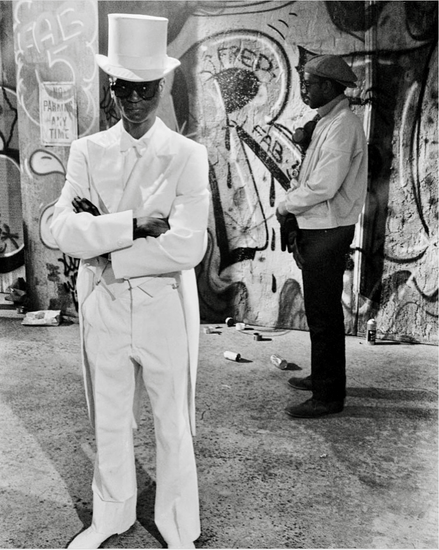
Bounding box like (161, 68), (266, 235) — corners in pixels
(51, 14), (210, 550)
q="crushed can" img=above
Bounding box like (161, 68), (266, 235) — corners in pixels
(224, 351), (241, 362)
(270, 354), (288, 370)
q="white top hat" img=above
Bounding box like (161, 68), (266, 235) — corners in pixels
(95, 14), (181, 82)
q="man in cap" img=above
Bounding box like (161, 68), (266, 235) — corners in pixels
(276, 55), (367, 418)
(51, 13), (209, 549)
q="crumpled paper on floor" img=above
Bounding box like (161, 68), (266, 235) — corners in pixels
(21, 310), (62, 326)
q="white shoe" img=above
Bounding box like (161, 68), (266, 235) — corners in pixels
(67, 526), (118, 549)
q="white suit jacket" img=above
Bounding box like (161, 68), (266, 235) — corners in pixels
(50, 117), (210, 435)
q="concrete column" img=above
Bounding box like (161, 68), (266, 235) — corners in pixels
(13, 0), (99, 315)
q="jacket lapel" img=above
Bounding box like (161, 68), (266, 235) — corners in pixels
(87, 123), (124, 213)
(117, 118), (176, 213)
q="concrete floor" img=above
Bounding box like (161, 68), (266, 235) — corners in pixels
(0, 304), (437, 549)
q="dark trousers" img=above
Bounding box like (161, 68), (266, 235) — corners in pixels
(299, 225), (355, 403)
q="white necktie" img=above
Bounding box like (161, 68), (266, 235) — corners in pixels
(120, 134), (148, 188)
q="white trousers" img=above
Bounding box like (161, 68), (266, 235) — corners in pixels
(81, 265), (200, 546)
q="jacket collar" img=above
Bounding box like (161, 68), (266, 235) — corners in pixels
(119, 119), (156, 153)
(87, 117), (175, 213)
(317, 95), (348, 119)
(93, 116), (174, 157)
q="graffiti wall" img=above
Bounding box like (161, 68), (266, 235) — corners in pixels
(10, 0), (438, 343)
(363, 4), (438, 343)
(166, 0), (437, 342)
(0, 1), (25, 292)
(97, 0), (368, 334)
(13, 0), (99, 314)
(96, 1), (438, 342)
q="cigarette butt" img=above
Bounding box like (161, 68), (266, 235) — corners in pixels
(203, 327), (211, 334)
(224, 351), (241, 362)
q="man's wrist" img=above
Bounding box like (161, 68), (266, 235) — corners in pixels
(277, 202), (289, 216)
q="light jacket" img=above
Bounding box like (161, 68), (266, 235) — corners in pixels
(285, 97), (368, 229)
(50, 117), (210, 435)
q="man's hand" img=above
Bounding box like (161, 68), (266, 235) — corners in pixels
(276, 207), (293, 252)
(276, 208), (304, 269)
(72, 197), (100, 216)
(72, 197), (109, 259)
(134, 217), (170, 239)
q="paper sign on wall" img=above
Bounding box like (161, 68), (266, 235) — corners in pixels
(40, 83), (78, 146)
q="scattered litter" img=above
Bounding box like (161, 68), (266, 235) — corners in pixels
(5, 277), (27, 309)
(203, 326), (221, 335)
(270, 354), (288, 370)
(223, 351), (241, 362)
(253, 332), (262, 341)
(235, 322), (245, 330)
(225, 317), (234, 327)
(21, 310), (61, 326)
(320, 454), (328, 459)
(366, 318), (377, 345)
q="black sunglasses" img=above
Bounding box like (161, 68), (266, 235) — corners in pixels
(110, 79), (160, 100)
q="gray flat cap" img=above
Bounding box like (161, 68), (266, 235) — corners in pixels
(305, 55), (357, 88)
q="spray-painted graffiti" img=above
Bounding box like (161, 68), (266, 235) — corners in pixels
(56, 253), (80, 311)
(338, 1), (439, 341)
(13, 0), (99, 311)
(179, 26), (355, 325)
(14, 0), (98, 137)
(194, 31), (298, 270)
(0, 153), (23, 274)
(174, 1), (437, 342)
(31, 149), (79, 310)
(12, 0), (435, 341)
(46, 252), (79, 313)
(372, 42), (438, 341)
(32, 149), (66, 250)
(327, 0), (438, 338)
(0, 85), (24, 277)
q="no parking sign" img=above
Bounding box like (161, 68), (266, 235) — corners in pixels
(39, 82), (78, 146)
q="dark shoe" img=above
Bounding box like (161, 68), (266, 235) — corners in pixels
(288, 375), (312, 391)
(285, 398), (344, 418)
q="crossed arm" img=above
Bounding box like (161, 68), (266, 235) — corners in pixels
(72, 196), (170, 239)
